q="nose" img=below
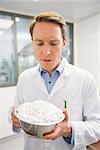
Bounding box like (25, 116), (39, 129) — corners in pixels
(42, 44), (51, 56)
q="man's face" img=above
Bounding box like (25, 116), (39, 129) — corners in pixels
(32, 22), (66, 74)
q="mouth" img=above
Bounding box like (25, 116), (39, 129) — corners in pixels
(41, 59), (52, 62)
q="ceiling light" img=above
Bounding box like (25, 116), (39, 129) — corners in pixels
(33, 0), (38, 2)
(15, 17), (20, 22)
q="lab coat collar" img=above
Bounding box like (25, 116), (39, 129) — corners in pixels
(33, 58), (71, 97)
(39, 57), (71, 76)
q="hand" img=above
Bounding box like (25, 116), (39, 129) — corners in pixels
(11, 107), (21, 128)
(43, 109), (72, 140)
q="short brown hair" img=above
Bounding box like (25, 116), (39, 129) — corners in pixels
(30, 11), (67, 41)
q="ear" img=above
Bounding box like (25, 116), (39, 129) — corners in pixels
(63, 39), (67, 48)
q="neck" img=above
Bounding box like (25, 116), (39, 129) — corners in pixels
(48, 59), (62, 76)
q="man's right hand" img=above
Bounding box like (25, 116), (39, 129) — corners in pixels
(11, 107), (21, 128)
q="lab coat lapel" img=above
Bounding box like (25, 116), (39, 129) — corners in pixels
(50, 67), (69, 97)
(34, 66), (49, 96)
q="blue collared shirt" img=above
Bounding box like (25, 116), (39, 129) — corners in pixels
(39, 59), (64, 94)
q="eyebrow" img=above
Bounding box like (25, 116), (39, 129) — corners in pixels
(34, 39), (59, 43)
(34, 39), (43, 42)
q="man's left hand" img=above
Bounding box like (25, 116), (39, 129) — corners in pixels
(43, 109), (72, 140)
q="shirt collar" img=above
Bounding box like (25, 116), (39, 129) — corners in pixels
(39, 57), (65, 75)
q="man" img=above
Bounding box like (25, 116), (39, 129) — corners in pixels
(11, 11), (100, 150)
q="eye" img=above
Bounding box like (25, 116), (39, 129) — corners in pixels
(37, 43), (44, 46)
(50, 43), (57, 46)
(36, 42), (44, 46)
(50, 40), (59, 46)
(50, 42), (59, 46)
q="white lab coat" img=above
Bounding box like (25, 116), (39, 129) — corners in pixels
(14, 59), (100, 150)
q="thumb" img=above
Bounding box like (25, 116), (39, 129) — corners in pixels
(63, 109), (68, 120)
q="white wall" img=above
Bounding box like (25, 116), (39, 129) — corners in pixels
(97, 14), (100, 92)
(0, 86), (16, 138)
(74, 13), (100, 90)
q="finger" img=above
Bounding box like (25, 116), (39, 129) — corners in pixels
(12, 117), (19, 124)
(43, 126), (61, 140)
(43, 132), (56, 140)
(63, 109), (68, 120)
(13, 122), (21, 128)
(12, 118), (21, 128)
(11, 114), (21, 127)
(11, 109), (19, 122)
(43, 129), (54, 136)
